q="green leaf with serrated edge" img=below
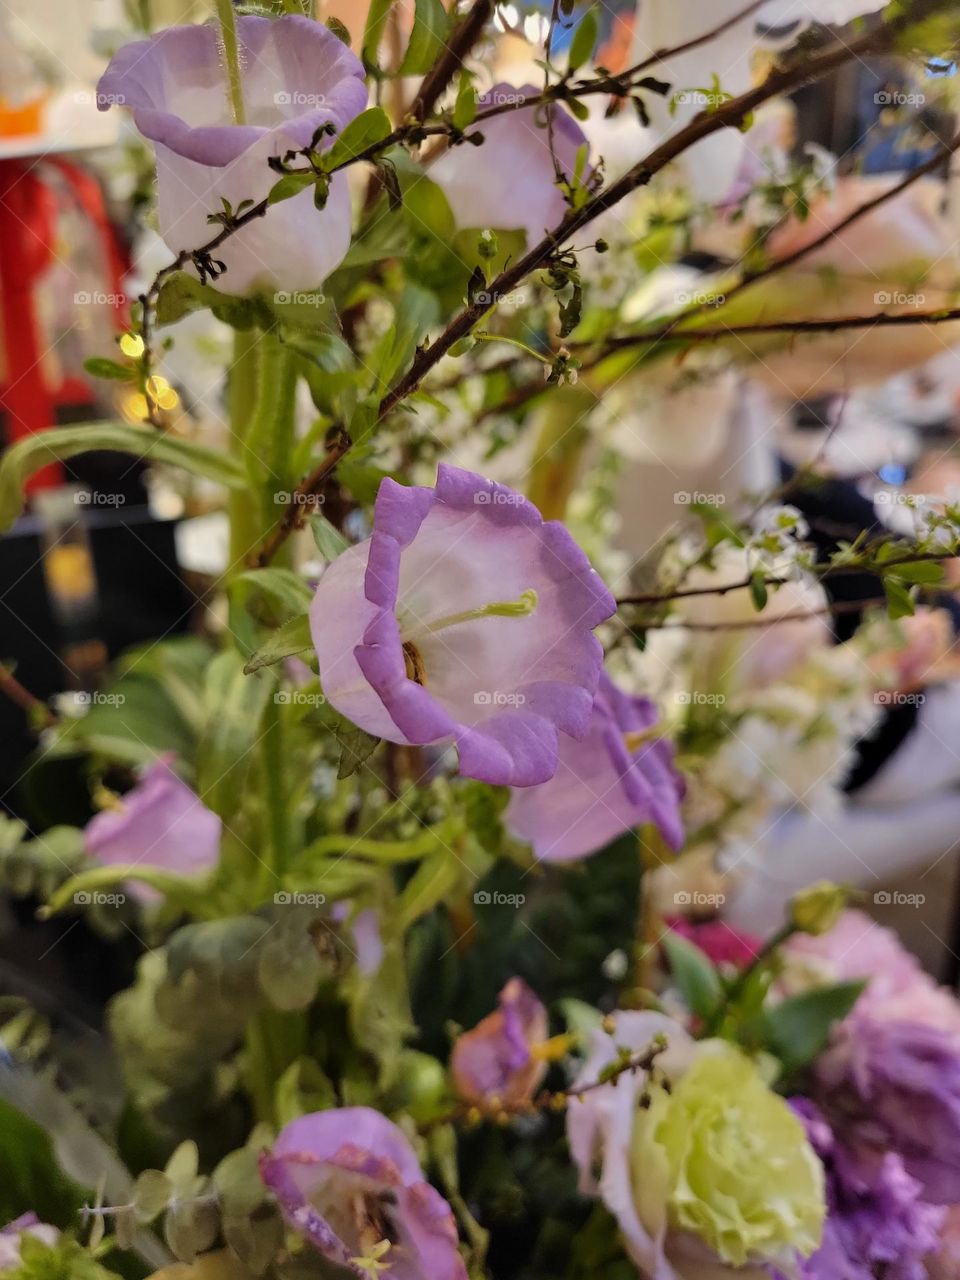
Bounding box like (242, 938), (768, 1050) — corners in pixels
(243, 614), (313, 673)
(334, 718), (381, 779)
(0, 424), (246, 531)
(758, 981), (866, 1072)
(661, 931), (722, 1020)
(326, 107), (393, 170)
(310, 514), (350, 561)
(398, 0), (450, 75)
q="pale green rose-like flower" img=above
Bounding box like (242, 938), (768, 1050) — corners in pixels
(630, 1042), (825, 1270)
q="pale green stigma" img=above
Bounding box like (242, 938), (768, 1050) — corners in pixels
(420, 589), (539, 636)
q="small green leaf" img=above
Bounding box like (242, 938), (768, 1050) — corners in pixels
(568, 7), (598, 71)
(396, 850), (460, 930)
(661, 931), (722, 1020)
(213, 1148), (266, 1217)
(398, 0), (450, 75)
(268, 171), (317, 205)
(453, 75), (477, 130)
(164, 1139), (199, 1193)
(749, 570), (769, 611)
(326, 15), (351, 43)
(133, 1169), (172, 1222)
(243, 615), (313, 673)
(362, 0), (394, 70)
(759, 981), (866, 1072)
(310, 515), (350, 562)
(231, 568), (313, 621)
(326, 107), (393, 170)
(884, 577), (916, 620)
(334, 718), (381, 779)
(83, 357), (136, 382)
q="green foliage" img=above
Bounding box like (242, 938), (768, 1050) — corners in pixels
(752, 981), (867, 1075)
(397, 0), (450, 74)
(660, 932), (722, 1021)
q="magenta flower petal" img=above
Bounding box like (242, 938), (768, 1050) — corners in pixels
(84, 755), (221, 899)
(428, 83), (588, 244)
(505, 672), (685, 861)
(97, 16), (366, 294)
(450, 978), (548, 1105)
(310, 465), (615, 786)
(259, 1107), (467, 1280)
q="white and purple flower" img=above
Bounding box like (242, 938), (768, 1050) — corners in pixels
(428, 83), (589, 246)
(84, 755), (221, 898)
(505, 672), (684, 860)
(259, 1107), (467, 1280)
(310, 465), (615, 787)
(97, 15), (367, 295)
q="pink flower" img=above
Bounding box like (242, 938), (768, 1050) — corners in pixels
(450, 978), (548, 1106)
(665, 918), (761, 971)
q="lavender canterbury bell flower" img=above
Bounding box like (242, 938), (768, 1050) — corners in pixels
(310, 465), (615, 787)
(84, 755), (222, 898)
(450, 977), (548, 1106)
(505, 672), (684, 859)
(428, 83), (589, 245)
(259, 1106), (467, 1280)
(97, 15), (367, 295)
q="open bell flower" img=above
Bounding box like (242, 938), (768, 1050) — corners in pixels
(505, 671), (684, 860)
(310, 465), (615, 787)
(97, 15), (367, 295)
(84, 755), (221, 899)
(428, 84), (589, 246)
(450, 977), (548, 1107)
(259, 1107), (467, 1280)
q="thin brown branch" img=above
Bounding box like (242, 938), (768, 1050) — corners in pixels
(411, 0), (495, 122)
(0, 665), (56, 730)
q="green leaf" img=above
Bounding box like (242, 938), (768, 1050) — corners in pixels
(0, 424), (247, 531)
(196, 651), (274, 818)
(243, 614), (313, 673)
(268, 171), (316, 205)
(155, 271), (264, 328)
(41, 863), (213, 918)
(362, 0), (394, 69)
(886, 559), (944, 585)
(398, 0), (450, 75)
(568, 7), (598, 70)
(759, 981), (866, 1072)
(230, 568), (313, 621)
(367, 285), (440, 395)
(212, 1148), (265, 1217)
(83, 356), (136, 382)
(660, 932), (722, 1020)
(327, 107), (393, 169)
(133, 1168), (172, 1222)
(396, 849), (461, 930)
(0, 1099), (87, 1225)
(310, 515), (350, 562)
(749, 570), (769, 611)
(334, 718), (381, 779)
(453, 75), (477, 130)
(884, 577), (916, 620)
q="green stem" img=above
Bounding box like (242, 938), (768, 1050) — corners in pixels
(215, 0), (246, 125)
(704, 923), (795, 1036)
(260, 695), (289, 892)
(245, 329), (297, 561)
(228, 327), (260, 571)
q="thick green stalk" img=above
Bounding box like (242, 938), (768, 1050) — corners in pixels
(259, 694), (289, 891)
(227, 327), (260, 570)
(245, 329), (298, 562)
(215, 0), (246, 125)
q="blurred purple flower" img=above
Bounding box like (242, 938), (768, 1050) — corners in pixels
(310, 465), (615, 787)
(450, 977), (548, 1106)
(259, 1106), (467, 1280)
(331, 903), (384, 975)
(505, 673), (684, 860)
(428, 83), (588, 245)
(789, 1099), (944, 1280)
(97, 16), (366, 295)
(84, 755), (221, 899)
(0, 1215), (58, 1271)
(815, 1013), (960, 1203)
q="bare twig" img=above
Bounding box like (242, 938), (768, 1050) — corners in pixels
(411, 0), (495, 121)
